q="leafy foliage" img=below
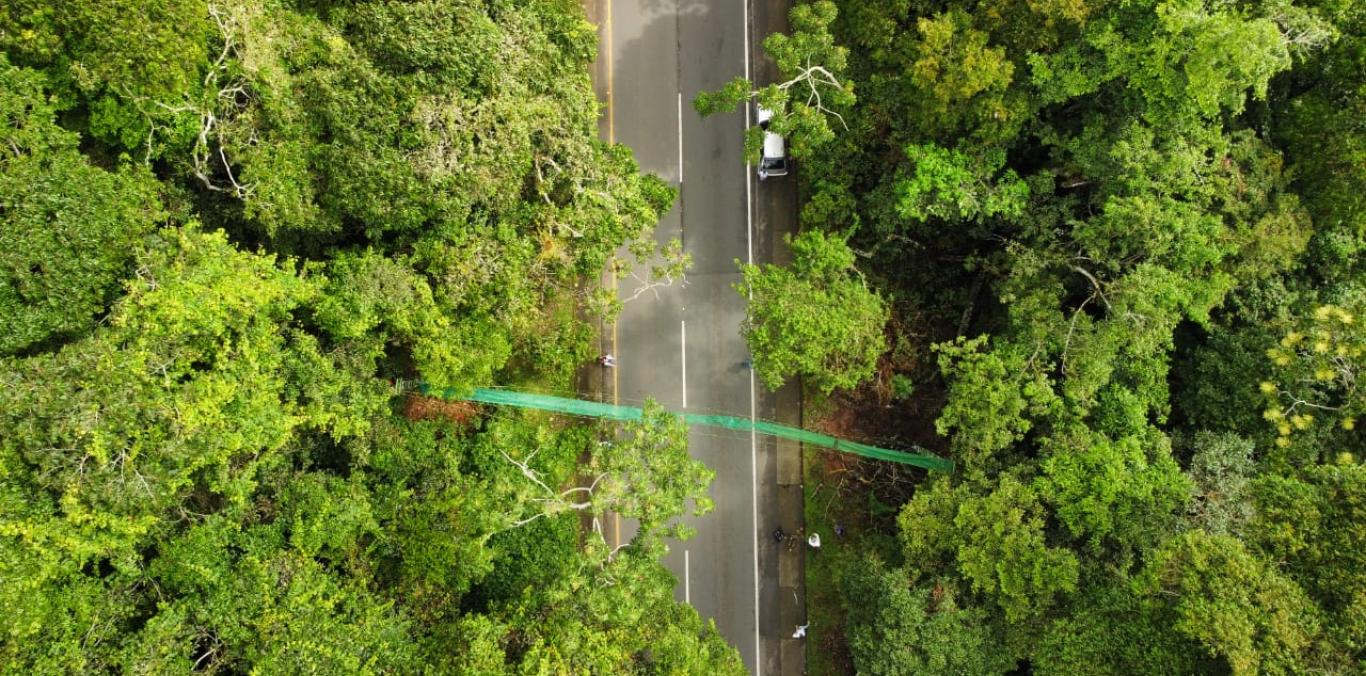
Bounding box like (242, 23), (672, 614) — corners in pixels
(897, 143), (1029, 225)
(1185, 432), (1258, 536)
(836, 554), (1013, 675)
(0, 1), (739, 671)
(695, 1), (855, 161)
(933, 337), (1059, 472)
(748, 0), (1366, 670)
(0, 57), (166, 356)
(1036, 426), (1192, 553)
(738, 229), (887, 393)
(1261, 301), (1364, 454)
(1140, 531), (1320, 675)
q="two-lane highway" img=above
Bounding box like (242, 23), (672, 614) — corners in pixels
(590, 0), (803, 673)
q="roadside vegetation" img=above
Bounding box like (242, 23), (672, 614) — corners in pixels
(711, 0), (1365, 672)
(0, 1), (743, 672)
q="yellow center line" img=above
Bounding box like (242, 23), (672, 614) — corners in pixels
(606, 0), (614, 146)
(612, 296), (620, 547)
(604, 0), (621, 550)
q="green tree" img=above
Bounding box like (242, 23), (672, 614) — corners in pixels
(896, 143), (1029, 226)
(147, 541), (421, 673)
(737, 229), (888, 393)
(695, 1), (854, 159)
(837, 555), (1013, 675)
(899, 476), (1081, 625)
(954, 476), (1080, 624)
(1273, 5), (1366, 286)
(1261, 301), (1364, 454)
(0, 0), (743, 671)
(933, 336), (1061, 474)
(1030, 0), (1292, 122)
(0, 0), (210, 153)
(907, 10), (1020, 141)
(1184, 432), (1257, 536)
(1034, 581), (1209, 675)
(500, 399), (713, 541)
(0, 226), (343, 517)
(729, 0), (1348, 669)
(0, 57), (166, 356)
(0, 226), (373, 671)
(1252, 463), (1366, 616)
(496, 540), (745, 675)
(1140, 531), (1320, 675)
(1035, 426), (1192, 553)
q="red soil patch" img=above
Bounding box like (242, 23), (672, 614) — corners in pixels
(811, 376), (948, 458)
(806, 351), (954, 528)
(402, 394), (478, 427)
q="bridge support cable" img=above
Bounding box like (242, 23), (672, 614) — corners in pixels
(415, 384), (954, 473)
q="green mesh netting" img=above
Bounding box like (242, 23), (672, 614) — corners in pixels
(417, 384), (954, 473)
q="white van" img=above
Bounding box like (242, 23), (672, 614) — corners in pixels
(756, 106), (788, 180)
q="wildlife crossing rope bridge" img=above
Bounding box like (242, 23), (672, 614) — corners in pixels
(418, 384), (954, 473)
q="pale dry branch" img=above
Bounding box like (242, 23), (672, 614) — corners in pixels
(621, 266), (689, 303)
(1069, 264), (1112, 311)
(774, 58), (850, 131)
(500, 448), (613, 530)
(1060, 291), (1095, 376)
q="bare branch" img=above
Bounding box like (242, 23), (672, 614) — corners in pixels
(1061, 292), (1096, 375)
(498, 448), (554, 496)
(774, 61), (850, 131)
(621, 266), (689, 303)
(1069, 265), (1112, 311)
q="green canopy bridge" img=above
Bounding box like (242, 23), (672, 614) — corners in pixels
(417, 384), (954, 473)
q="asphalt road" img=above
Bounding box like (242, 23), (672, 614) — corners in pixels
(589, 0), (803, 673)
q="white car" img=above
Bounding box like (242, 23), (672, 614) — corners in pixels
(756, 106), (788, 180)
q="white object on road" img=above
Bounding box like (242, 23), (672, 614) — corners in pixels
(684, 549), (691, 604)
(755, 105), (788, 180)
(793, 624), (808, 639)
(808, 533), (821, 549)
(680, 321), (687, 408)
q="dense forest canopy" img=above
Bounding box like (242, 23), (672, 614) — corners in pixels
(0, 1), (741, 672)
(4, 0), (1363, 670)
(711, 0), (1364, 672)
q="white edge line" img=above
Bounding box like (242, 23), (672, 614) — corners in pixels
(678, 92), (685, 184)
(684, 549), (692, 604)
(681, 320), (688, 408)
(743, 0), (751, 81)
(749, 350), (760, 671)
(745, 138), (753, 266)
(742, 0), (759, 671)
